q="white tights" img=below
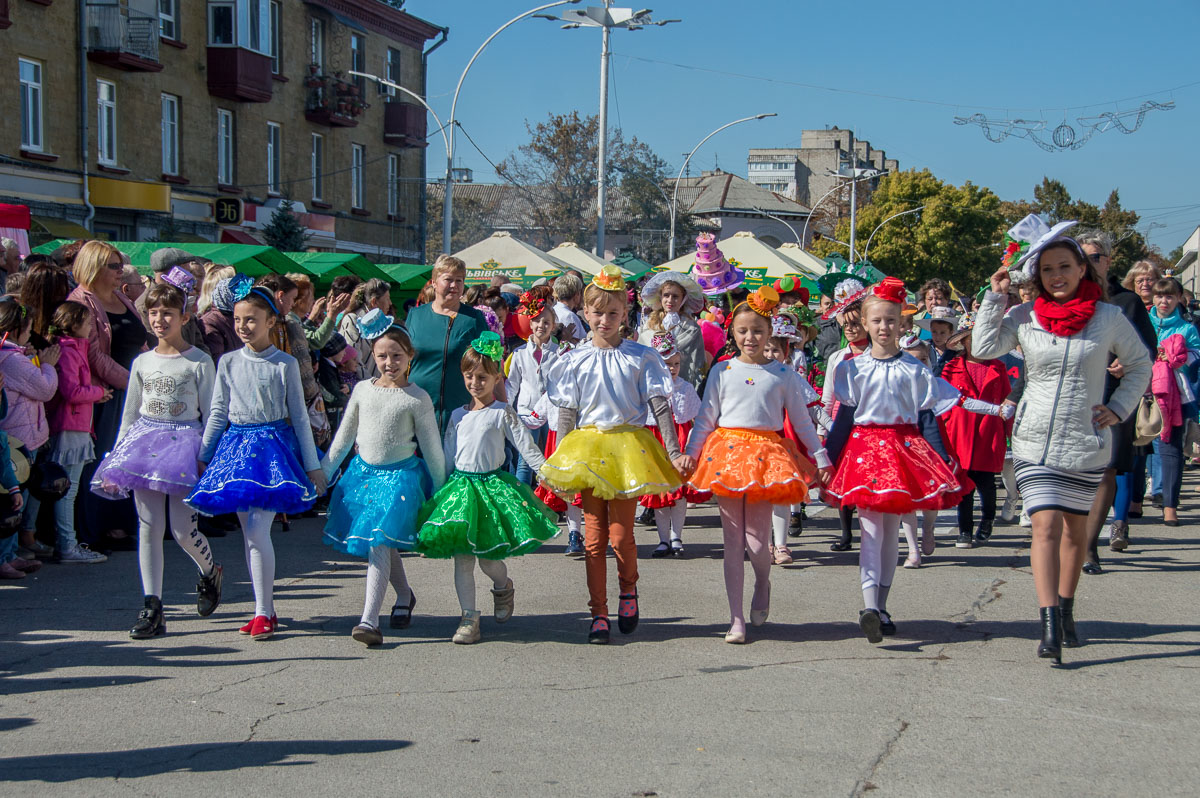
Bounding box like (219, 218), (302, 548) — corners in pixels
(717, 496), (772, 634)
(859, 509), (899, 613)
(361, 545), (411, 627)
(566, 504), (582, 535)
(135, 490), (213, 598)
(453, 554), (508, 613)
(654, 502), (687, 544)
(238, 508), (276, 618)
(1001, 460), (1018, 504)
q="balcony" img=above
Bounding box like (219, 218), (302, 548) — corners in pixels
(304, 73), (367, 128)
(207, 47), (273, 103)
(86, 2), (162, 71)
(383, 102), (428, 148)
(0, 0), (11, 31)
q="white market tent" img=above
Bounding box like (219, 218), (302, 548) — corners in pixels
(545, 241), (611, 276)
(777, 243), (831, 279)
(452, 232), (572, 287)
(657, 230), (819, 292)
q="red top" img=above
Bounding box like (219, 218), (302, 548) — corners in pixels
(939, 355), (1011, 472)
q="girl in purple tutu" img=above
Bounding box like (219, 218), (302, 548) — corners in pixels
(92, 283), (222, 640)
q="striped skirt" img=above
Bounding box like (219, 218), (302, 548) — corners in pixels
(1013, 460), (1105, 516)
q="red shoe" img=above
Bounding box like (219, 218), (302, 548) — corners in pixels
(249, 615), (274, 640)
(240, 614), (278, 635)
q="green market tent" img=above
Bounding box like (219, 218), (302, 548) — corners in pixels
(656, 231), (819, 294)
(32, 240), (306, 279)
(612, 252), (656, 282)
(283, 251), (396, 287)
(377, 262), (431, 293)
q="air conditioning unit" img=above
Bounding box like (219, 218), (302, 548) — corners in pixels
(377, 82), (394, 97)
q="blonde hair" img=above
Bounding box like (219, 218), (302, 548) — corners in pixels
(583, 281), (628, 311)
(431, 254), (466, 281)
(198, 264), (235, 313)
(859, 293), (901, 320)
(73, 240), (122, 289)
(1122, 260), (1161, 292)
(286, 272), (314, 303)
(646, 277), (691, 332)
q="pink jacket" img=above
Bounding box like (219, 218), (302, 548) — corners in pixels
(47, 336), (105, 434)
(66, 285), (142, 390)
(0, 341), (59, 449)
(1152, 333), (1188, 441)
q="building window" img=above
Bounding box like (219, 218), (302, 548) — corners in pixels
(161, 94), (180, 175)
(350, 144), (364, 209)
(207, 0), (270, 54)
(208, 2), (234, 45)
(97, 80), (117, 166)
(350, 33), (364, 93)
(19, 58), (43, 152)
(387, 154), (398, 216)
(267, 122), (281, 194)
(310, 17), (324, 72)
(268, 0), (281, 73)
(217, 109), (235, 185)
(311, 133), (323, 201)
(160, 0), (178, 40)
(385, 48), (400, 99)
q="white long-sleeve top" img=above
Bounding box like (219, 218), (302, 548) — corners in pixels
(832, 351), (960, 424)
(687, 358), (831, 468)
(321, 379), (446, 487)
(821, 347), (853, 419)
(119, 347), (215, 442)
(199, 345), (320, 471)
(445, 401), (546, 474)
(506, 338), (560, 426)
(644, 376), (701, 426)
(547, 339), (673, 429)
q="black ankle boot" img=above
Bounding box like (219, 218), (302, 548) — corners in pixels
(1059, 595), (1079, 647)
(975, 519), (994, 544)
(1037, 605), (1062, 664)
(196, 563), (223, 617)
(130, 595), (165, 640)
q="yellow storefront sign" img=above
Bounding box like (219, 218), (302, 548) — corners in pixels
(87, 176), (171, 213)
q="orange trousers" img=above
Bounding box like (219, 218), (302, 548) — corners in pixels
(581, 491), (638, 617)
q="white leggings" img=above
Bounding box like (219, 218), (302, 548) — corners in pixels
(859, 509), (899, 611)
(361, 545), (411, 627)
(453, 554), (508, 613)
(238, 508), (276, 618)
(566, 505), (582, 535)
(655, 502), (687, 544)
(1002, 460), (1018, 503)
(135, 490), (213, 598)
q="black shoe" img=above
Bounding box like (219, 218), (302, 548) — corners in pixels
(830, 535), (852, 552)
(390, 589), (416, 629)
(974, 520), (993, 544)
(617, 593), (639, 634)
(1151, 494), (1163, 509)
(788, 512), (804, 536)
(955, 532), (974, 549)
(859, 609), (883, 643)
(1164, 519), (1181, 528)
(1059, 595), (1079, 648)
(1082, 558), (1102, 576)
(588, 616), (610, 645)
(196, 564), (223, 617)
(879, 612), (897, 636)
(1037, 605), (1062, 664)
(636, 507), (655, 527)
(130, 595), (165, 639)
(651, 542), (671, 558)
(670, 539), (684, 557)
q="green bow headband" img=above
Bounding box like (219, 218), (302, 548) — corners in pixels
(471, 331), (503, 363)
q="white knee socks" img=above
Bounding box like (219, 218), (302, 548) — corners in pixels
(135, 489), (213, 598)
(859, 509), (900, 611)
(453, 553), (508, 613)
(901, 513), (918, 555)
(361, 545), (410, 627)
(654, 502), (687, 544)
(566, 505), (582, 535)
(238, 508), (276, 618)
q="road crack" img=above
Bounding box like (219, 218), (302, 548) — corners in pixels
(850, 718), (909, 797)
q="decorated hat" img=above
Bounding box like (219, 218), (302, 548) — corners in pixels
(470, 331), (504, 362)
(744, 285), (780, 318)
(162, 265), (197, 295)
(590, 265), (626, 293)
(474, 304), (501, 335)
(699, 318), (727, 358)
(700, 306), (726, 327)
(651, 330), (679, 360)
(818, 271), (856, 299)
(771, 276), (809, 304)
(899, 331), (925, 350)
(821, 276), (870, 320)
(692, 233), (745, 295)
(873, 277), (908, 304)
(641, 271), (704, 316)
(914, 305), (960, 331)
(948, 311), (976, 346)
(517, 289), (551, 319)
(771, 313), (802, 342)
(355, 308), (396, 341)
(1005, 213), (1083, 277)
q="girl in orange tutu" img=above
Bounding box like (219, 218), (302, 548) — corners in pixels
(685, 286), (832, 644)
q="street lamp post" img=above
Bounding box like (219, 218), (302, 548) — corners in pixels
(669, 113), (777, 259)
(800, 170), (885, 259)
(442, 1), (582, 256)
(349, 71), (450, 156)
(862, 206), (925, 261)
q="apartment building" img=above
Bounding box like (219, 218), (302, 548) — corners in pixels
(0, 0), (445, 261)
(748, 127), (900, 208)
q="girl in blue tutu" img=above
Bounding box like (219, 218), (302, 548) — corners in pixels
(321, 309), (446, 647)
(415, 331), (558, 645)
(92, 282), (222, 640)
(186, 275), (327, 641)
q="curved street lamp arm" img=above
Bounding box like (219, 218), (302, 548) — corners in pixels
(862, 206), (925, 261)
(349, 72), (450, 157)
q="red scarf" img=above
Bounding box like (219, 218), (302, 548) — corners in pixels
(1034, 279), (1102, 337)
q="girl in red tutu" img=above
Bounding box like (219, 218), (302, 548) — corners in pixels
(685, 286), (832, 644)
(825, 278), (967, 643)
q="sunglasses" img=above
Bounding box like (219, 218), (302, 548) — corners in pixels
(105, 260), (124, 271)
(1086, 253), (1107, 264)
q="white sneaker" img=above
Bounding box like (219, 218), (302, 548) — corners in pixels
(999, 498), (1016, 524)
(57, 544), (108, 564)
(1019, 509), (1032, 528)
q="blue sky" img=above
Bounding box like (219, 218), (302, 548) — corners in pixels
(403, 0), (1199, 253)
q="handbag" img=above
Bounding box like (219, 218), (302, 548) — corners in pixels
(1185, 419), (1200, 459)
(1133, 395), (1162, 446)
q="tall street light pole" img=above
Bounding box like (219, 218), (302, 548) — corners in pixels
(862, 205), (924, 261)
(540, 5), (679, 258)
(442, 1), (581, 257)
(669, 113), (776, 259)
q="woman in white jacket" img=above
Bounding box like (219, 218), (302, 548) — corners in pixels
(973, 218), (1151, 665)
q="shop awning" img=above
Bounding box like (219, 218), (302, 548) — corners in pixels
(0, 204), (31, 229)
(30, 216), (94, 241)
(221, 228), (263, 246)
(31, 240), (306, 279)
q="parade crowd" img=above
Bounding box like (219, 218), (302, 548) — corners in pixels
(0, 216), (1188, 664)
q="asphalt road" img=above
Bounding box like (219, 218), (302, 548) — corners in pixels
(2, 495), (1199, 797)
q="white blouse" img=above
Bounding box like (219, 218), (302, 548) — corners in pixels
(687, 358), (830, 468)
(832, 351), (960, 425)
(547, 339), (673, 430)
(506, 339), (560, 426)
(644, 376), (701, 426)
(445, 402), (545, 474)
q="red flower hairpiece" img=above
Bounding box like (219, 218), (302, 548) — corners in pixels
(872, 277), (907, 305)
(517, 290), (547, 319)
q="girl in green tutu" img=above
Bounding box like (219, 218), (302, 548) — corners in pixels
(415, 331), (559, 644)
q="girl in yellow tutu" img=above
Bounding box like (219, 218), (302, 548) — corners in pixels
(685, 286), (833, 644)
(541, 266), (692, 644)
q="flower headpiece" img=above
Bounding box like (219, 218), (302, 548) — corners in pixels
(355, 308), (396, 341)
(651, 330), (678, 360)
(475, 305), (501, 335)
(872, 277), (908, 304)
(948, 312), (977, 346)
(470, 331), (504, 363)
(821, 277), (870, 320)
(228, 273), (255, 302)
(517, 290), (549, 319)
(700, 306), (726, 326)
(590, 265), (626, 293)
(162, 266), (196, 295)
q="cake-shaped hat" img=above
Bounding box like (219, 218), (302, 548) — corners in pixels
(691, 233), (745, 295)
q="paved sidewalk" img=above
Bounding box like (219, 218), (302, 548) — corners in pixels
(2, 500), (1199, 797)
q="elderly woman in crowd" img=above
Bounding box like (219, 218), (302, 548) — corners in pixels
(1122, 260), (1161, 312)
(338, 277), (392, 381)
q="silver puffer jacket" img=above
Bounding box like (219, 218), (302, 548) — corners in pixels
(972, 290), (1151, 472)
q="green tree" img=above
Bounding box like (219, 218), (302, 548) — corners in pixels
(809, 169), (1004, 291)
(424, 190), (493, 264)
(260, 199), (308, 252)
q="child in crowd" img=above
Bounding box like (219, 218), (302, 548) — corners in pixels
(686, 287), (831, 643)
(898, 334), (938, 566)
(1148, 277), (1200, 526)
(322, 310), (446, 647)
(541, 266), (689, 645)
(187, 275), (327, 641)
(529, 385), (585, 555)
(506, 286), (560, 487)
(915, 306), (959, 373)
(91, 285), (220, 639)
(415, 332), (558, 645)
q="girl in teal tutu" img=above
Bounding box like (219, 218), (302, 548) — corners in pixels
(321, 309), (446, 648)
(415, 331), (558, 645)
